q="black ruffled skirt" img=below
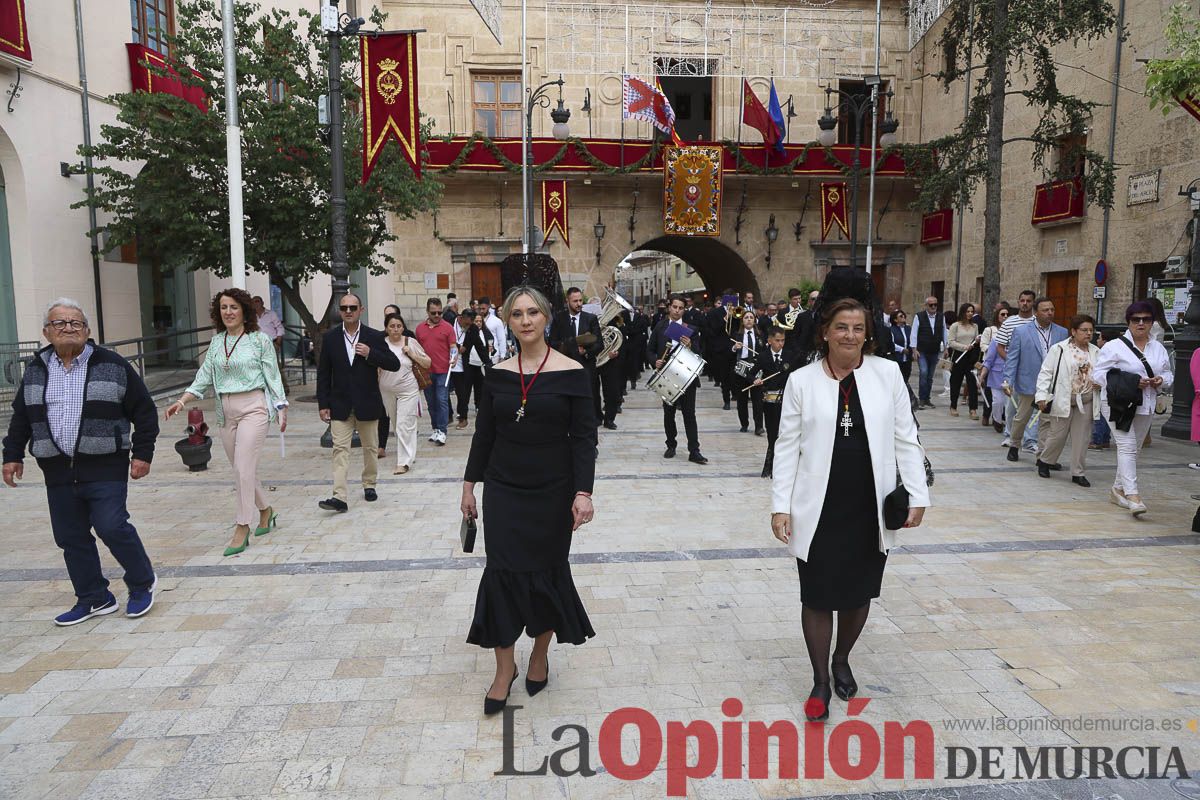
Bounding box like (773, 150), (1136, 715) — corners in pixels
(466, 564), (595, 648)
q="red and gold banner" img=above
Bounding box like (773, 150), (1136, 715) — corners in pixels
(541, 179), (569, 247)
(1031, 177), (1085, 226)
(361, 32), (420, 183)
(920, 208), (953, 246)
(663, 145), (723, 237)
(126, 44), (207, 112)
(0, 0), (31, 63)
(820, 182), (849, 241)
(1179, 94), (1200, 124)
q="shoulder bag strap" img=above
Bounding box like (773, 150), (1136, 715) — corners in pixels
(1049, 344), (1064, 397)
(1117, 336), (1154, 378)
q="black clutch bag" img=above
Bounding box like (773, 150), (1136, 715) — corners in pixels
(883, 477), (909, 531)
(460, 516), (477, 553)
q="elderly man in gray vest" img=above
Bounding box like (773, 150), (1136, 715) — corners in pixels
(2, 299), (160, 625)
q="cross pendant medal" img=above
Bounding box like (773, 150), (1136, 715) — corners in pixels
(840, 408), (853, 437)
(515, 402), (526, 422)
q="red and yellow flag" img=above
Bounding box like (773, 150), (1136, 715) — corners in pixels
(541, 180), (569, 247)
(361, 32), (420, 183)
(1179, 94), (1200, 124)
(820, 182), (849, 242)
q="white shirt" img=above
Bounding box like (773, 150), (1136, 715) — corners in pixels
(995, 313), (1034, 347)
(450, 320), (465, 373)
(484, 311), (507, 359)
(739, 329), (754, 360)
(258, 308), (285, 340)
(1093, 335), (1174, 416)
(909, 312), (947, 352)
(342, 323), (361, 363)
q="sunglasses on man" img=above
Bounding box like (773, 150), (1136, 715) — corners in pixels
(339, 305), (359, 312)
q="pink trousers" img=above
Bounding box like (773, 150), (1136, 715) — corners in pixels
(219, 391), (270, 526)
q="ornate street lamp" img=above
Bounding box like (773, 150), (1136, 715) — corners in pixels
(523, 76), (570, 254)
(593, 211), (606, 266)
(764, 214), (779, 270)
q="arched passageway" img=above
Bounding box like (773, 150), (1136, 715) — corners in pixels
(636, 236), (761, 299)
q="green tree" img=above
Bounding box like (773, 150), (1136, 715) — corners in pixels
(1145, 3), (1200, 112)
(900, 0), (1118, 311)
(78, 0), (441, 350)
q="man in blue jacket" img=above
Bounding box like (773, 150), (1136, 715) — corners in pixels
(2, 299), (159, 625)
(1002, 297), (1067, 463)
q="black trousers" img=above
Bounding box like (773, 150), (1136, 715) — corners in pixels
(734, 378), (764, 430)
(949, 352), (979, 411)
(762, 400), (782, 473)
(465, 363), (485, 410)
(898, 358), (913, 382)
(588, 364), (602, 421)
(663, 380), (700, 454)
(715, 355), (733, 403)
(452, 371), (473, 420)
(599, 360), (624, 423)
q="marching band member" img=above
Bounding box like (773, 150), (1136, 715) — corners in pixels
(648, 295), (708, 464)
(752, 327), (790, 477)
(731, 310), (765, 435)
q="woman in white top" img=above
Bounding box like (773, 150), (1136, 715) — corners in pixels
(1035, 314), (1101, 486)
(379, 313), (431, 474)
(1093, 302), (1173, 517)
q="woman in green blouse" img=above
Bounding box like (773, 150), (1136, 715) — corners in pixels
(165, 289), (288, 556)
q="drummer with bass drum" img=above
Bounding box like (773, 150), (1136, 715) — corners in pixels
(752, 326), (792, 478)
(648, 294), (708, 465)
(731, 309), (765, 435)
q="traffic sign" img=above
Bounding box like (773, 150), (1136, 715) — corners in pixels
(1095, 259), (1107, 286)
(1093, 286), (1106, 299)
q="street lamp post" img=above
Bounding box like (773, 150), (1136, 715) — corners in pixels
(1162, 179), (1200, 440)
(523, 76), (571, 254)
(324, 1), (364, 324)
(816, 82), (898, 271)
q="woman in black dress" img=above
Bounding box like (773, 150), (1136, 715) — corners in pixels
(770, 299), (930, 722)
(461, 286), (598, 715)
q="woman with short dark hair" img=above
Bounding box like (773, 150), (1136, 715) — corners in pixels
(889, 310), (913, 382)
(771, 298), (930, 722)
(1035, 314), (1101, 486)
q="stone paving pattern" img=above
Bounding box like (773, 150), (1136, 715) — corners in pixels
(1, 377), (1199, 799)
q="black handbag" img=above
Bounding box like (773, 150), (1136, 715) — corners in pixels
(883, 475), (909, 531)
(459, 516), (477, 553)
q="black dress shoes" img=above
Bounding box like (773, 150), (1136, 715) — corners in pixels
(1049, 462), (1063, 471)
(1072, 476), (1091, 487)
(483, 669), (518, 716)
(831, 660), (858, 701)
(1036, 460), (1051, 479)
(805, 683), (832, 722)
(755, 428), (765, 436)
(688, 452), (709, 465)
(663, 447), (676, 459)
(1006, 447), (1019, 462)
(318, 498), (348, 512)
(739, 425), (749, 432)
(602, 421), (618, 430)
(722, 402), (731, 411)
(364, 488), (378, 501)
(526, 658), (549, 697)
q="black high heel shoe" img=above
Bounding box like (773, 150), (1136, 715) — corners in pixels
(525, 656), (549, 697)
(832, 659), (858, 700)
(805, 682), (832, 722)
(483, 669), (518, 716)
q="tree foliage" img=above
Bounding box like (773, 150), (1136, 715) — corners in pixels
(1145, 3), (1200, 113)
(77, 0), (441, 342)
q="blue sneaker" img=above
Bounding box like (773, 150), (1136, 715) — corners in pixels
(54, 593), (118, 626)
(126, 576), (156, 618)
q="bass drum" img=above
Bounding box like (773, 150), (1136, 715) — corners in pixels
(647, 343), (706, 405)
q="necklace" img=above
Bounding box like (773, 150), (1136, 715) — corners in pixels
(223, 331), (245, 371)
(516, 347), (551, 422)
(838, 374), (856, 437)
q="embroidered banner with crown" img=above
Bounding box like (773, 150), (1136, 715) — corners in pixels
(541, 179), (569, 247)
(361, 32), (420, 182)
(663, 145), (722, 237)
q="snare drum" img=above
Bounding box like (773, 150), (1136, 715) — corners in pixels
(647, 344), (706, 405)
(733, 359), (756, 380)
(762, 390), (784, 404)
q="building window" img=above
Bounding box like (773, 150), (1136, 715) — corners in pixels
(131, 0), (174, 56)
(835, 79), (887, 146)
(1055, 132), (1087, 178)
(473, 73), (522, 137)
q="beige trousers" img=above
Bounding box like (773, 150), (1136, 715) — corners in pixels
(331, 414), (379, 501)
(1008, 393), (1048, 454)
(380, 388), (419, 468)
(219, 391), (270, 526)
(1040, 395), (1093, 476)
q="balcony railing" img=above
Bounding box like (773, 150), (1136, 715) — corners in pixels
(1031, 177), (1086, 227)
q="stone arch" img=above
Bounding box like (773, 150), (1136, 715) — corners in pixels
(634, 235), (761, 299)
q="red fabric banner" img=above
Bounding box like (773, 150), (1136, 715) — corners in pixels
(125, 44), (207, 113)
(820, 182), (849, 241)
(361, 33), (420, 182)
(1179, 94), (1200, 124)
(0, 0), (30, 63)
(423, 138), (908, 176)
(920, 208), (953, 246)
(663, 145), (723, 237)
(741, 80), (778, 148)
(1031, 177), (1085, 226)
(541, 179), (569, 247)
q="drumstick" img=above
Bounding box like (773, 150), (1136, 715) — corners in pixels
(730, 338), (758, 355)
(742, 370), (781, 391)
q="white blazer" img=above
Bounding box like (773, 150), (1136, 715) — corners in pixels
(771, 355), (931, 561)
(1034, 340), (1100, 419)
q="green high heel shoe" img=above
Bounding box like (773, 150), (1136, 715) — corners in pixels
(254, 508), (278, 537)
(223, 525), (252, 557)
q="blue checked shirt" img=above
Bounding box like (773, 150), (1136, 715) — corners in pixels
(44, 343), (93, 457)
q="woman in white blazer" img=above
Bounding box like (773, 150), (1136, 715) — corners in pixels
(771, 298), (930, 722)
(1034, 315), (1101, 486)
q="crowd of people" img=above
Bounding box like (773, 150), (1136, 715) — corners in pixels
(1, 277), (1192, 724)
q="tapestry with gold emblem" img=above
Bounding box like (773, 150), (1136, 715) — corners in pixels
(663, 145), (722, 237)
(360, 32), (420, 182)
(541, 180), (569, 247)
(820, 182), (849, 242)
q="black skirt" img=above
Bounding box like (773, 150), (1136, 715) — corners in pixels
(795, 373), (887, 610)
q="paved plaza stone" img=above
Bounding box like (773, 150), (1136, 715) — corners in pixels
(2, 378), (1199, 799)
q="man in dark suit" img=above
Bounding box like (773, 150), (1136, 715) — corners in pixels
(549, 286), (604, 419)
(647, 294), (708, 464)
(316, 294), (401, 512)
(729, 310), (765, 435)
(752, 327), (792, 477)
(775, 288), (812, 368)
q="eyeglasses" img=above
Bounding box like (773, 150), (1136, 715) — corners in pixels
(47, 320), (86, 331)
(339, 305), (359, 312)
(1129, 316), (1153, 324)
(926, 302), (938, 307)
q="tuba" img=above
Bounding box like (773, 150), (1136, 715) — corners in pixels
(596, 288), (633, 368)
